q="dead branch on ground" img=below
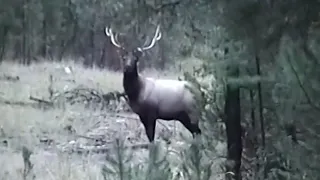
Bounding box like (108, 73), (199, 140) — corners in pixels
(61, 142), (150, 154)
(51, 86), (129, 111)
(0, 98), (52, 110)
(0, 74), (20, 82)
(0, 87), (129, 111)
(29, 95), (54, 106)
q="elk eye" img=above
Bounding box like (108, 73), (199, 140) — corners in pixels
(134, 50), (143, 57)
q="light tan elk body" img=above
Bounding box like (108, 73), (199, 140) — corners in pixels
(104, 25), (202, 142)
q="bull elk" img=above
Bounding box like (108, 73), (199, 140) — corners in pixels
(104, 25), (202, 143)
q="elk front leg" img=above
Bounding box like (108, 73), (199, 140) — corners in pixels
(139, 114), (156, 143)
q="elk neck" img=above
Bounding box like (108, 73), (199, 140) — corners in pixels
(123, 68), (143, 101)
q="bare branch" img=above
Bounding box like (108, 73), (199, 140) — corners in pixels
(286, 54), (320, 111)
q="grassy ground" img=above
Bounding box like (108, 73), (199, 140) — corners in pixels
(0, 60), (224, 180)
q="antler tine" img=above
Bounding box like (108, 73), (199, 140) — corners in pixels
(115, 33), (119, 43)
(138, 25), (162, 51)
(156, 30), (162, 40)
(105, 27), (110, 36)
(105, 26), (122, 48)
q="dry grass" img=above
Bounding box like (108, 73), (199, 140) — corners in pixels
(0, 60), (224, 180)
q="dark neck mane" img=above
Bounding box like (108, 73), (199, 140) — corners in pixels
(123, 70), (142, 102)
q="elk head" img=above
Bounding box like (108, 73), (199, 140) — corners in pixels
(104, 25), (162, 74)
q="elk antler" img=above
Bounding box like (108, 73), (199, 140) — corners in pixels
(105, 27), (122, 48)
(137, 25), (162, 51)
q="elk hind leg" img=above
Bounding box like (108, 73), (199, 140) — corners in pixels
(179, 112), (201, 138)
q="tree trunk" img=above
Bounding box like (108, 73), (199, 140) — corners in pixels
(21, 0), (27, 64)
(41, 17), (47, 58)
(0, 26), (9, 62)
(255, 55), (265, 147)
(224, 64), (242, 180)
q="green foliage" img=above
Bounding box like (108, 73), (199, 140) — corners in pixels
(260, 35), (320, 180)
(145, 143), (173, 180)
(101, 137), (134, 180)
(101, 140), (173, 180)
(179, 1), (320, 179)
(180, 138), (213, 180)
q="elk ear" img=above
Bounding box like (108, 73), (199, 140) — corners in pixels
(134, 48), (144, 58)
